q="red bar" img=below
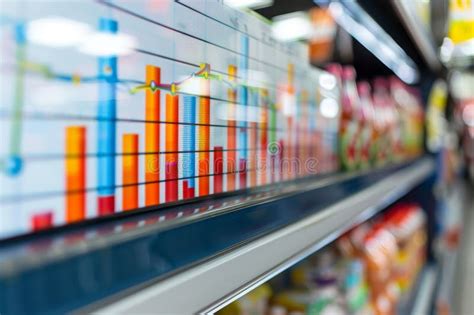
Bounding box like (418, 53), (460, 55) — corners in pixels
(214, 146), (223, 194)
(227, 65), (237, 192)
(31, 212), (53, 231)
(279, 139), (285, 179)
(165, 162), (178, 202)
(239, 158), (247, 189)
(98, 196), (115, 215)
(188, 187), (195, 198)
(165, 94), (179, 202)
(183, 180), (195, 199)
(183, 180), (189, 199)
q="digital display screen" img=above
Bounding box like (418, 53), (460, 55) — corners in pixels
(0, 0), (340, 239)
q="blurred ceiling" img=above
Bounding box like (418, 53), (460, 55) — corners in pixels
(255, 0), (446, 82)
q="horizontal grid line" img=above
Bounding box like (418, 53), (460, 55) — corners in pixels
(0, 110), (302, 132)
(0, 165), (316, 204)
(174, 0), (260, 41)
(98, 0), (294, 75)
(5, 146), (314, 161)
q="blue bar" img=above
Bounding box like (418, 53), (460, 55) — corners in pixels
(14, 23), (26, 44)
(251, 86), (259, 107)
(238, 35), (249, 165)
(97, 18), (118, 197)
(182, 95), (196, 187)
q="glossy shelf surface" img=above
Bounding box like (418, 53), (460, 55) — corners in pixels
(0, 157), (434, 315)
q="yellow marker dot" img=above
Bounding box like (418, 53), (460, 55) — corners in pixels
(72, 74), (81, 85)
(104, 66), (112, 74)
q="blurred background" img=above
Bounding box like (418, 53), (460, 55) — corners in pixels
(227, 1), (474, 314)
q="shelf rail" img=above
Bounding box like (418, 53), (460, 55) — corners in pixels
(93, 157), (434, 314)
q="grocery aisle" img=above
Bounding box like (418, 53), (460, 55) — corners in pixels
(454, 188), (474, 315)
(1, 0), (472, 314)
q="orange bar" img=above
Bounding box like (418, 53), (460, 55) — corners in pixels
(122, 134), (139, 210)
(227, 65), (237, 191)
(145, 65), (160, 206)
(288, 63), (295, 93)
(198, 67), (210, 196)
(65, 126), (86, 223)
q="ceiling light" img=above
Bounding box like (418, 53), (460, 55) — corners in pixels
(79, 32), (137, 56)
(272, 12), (312, 42)
(26, 17), (91, 47)
(327, 1), (420, 84)
(224, 0), (273, 10)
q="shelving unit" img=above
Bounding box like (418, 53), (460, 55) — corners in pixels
(94, 158), (434, 314)
(0, 158), (433, 314)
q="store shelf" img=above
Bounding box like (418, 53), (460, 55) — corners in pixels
(0, 158), (434, 315)
(433, 180), (470, 314)
(398, 264), (439, 315)
(94, 158), (434, 314)
(390, 0), (442, 72)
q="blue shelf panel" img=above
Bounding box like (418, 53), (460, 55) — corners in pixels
(0, 158), (433, 315)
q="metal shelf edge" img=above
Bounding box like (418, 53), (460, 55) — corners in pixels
(390, 0), (442, 72)
(93, 158), (434, 314)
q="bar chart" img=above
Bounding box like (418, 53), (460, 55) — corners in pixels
(0, 0), (341, 239)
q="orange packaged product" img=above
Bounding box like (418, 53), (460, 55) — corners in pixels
(363, 223), (400, 315)
(385, 204), (427, 292)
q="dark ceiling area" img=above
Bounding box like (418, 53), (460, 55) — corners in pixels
(255, 0), (437, 82)
(356, 0), (429, 77)
(255, 0), (315, 18)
